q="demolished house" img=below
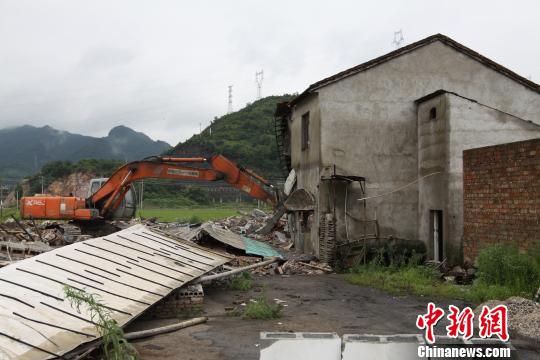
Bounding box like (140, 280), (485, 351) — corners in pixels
(275, 34), (540, 264)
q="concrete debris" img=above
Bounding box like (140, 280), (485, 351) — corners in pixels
(251, 208), (267, 218)
(475, 296), (540, 343)
(221, 253), (332, 276)
(0, 219), (91, 257)
(273, 231), (287, 243)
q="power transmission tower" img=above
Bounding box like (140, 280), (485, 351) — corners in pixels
(227, 85), (233, 114)
(392, 30), (404, 49)
(255, 70), (264, 100)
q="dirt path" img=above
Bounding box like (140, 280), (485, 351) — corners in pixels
(127, 274), (539, 359)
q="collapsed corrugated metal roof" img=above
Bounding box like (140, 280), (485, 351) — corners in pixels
(183, 223), (283, 259)
(0, 224), (231, 359)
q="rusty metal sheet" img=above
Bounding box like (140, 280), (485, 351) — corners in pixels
(0, 224), (231, 359)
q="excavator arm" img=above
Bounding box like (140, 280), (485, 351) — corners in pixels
(20, 154), (278, 220)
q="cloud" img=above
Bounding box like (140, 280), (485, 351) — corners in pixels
(78, 46), (136, 69)
(0, 0), (538, 145)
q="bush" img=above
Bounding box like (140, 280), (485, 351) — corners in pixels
(346, 264), (520, 303)
(346, 243), (540, 303)
(242, 296), (282, 320)
(230, 272), (252, 291)
(188, 215), (202, 224)
(476, 244), (539, 297)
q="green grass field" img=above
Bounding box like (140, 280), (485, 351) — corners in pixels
(0, 207), (18, 222)
(138, 206), (261, 222)
(1, 205), (264, 223)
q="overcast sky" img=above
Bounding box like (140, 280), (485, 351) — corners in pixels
(0, 0), (538, 145)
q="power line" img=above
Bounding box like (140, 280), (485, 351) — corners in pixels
(227, 85), (233, 114)
(255, 70), (264, 100)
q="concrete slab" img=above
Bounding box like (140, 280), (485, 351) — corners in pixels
(259, 332), (341, 360)
(342, 334), (423, 360)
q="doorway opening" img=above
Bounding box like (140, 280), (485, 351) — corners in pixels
(430, 210), (443, 261)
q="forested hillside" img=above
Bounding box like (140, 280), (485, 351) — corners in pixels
(169, 94), (293, 179)
(0, 125), (170, 179)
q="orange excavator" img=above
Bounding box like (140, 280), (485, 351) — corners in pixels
(19, 154), (278, 221)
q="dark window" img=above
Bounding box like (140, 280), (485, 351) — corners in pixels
(301, 112), (310, 150)
(429, 107), (437, 120)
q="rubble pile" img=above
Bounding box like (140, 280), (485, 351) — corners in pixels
(0, 218), (90, 266)
(210, 209), (292, 250)
(475, 297), (540, 343)
(0, 207), (333, 275)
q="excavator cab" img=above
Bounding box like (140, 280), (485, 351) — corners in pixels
(88, 178), (137, 220)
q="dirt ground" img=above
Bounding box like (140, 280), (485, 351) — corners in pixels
(126, 274), (540, 360)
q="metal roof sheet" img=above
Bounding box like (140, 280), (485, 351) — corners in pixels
(0, 224), (231, 359)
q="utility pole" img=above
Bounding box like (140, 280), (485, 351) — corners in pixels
(41, 175), (44, 194)
(227, 85), (233, 114)
(0, 182), (3, 220)
(255, 70), (264, 100)
(16, 190), (19, 212)
(392, 30), (404, 49)
(140, 180), (144, 212)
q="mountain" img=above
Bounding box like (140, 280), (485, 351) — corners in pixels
(0, 125), (170, 179)
(169, 94), (294, 179)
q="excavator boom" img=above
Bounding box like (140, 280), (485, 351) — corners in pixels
(20, 154), (277, 220)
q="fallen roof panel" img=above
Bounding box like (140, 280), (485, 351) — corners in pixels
(0, 224), (231, 359)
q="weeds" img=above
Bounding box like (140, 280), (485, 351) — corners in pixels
(242, 295), (283, 320)
(230, 272), (253, 291)
(476, 244), (539, 296)
(63, 286), (138, 360)
(345, 244), (540, 303)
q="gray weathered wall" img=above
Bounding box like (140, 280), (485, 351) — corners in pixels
(417, 94), (450, 260)
(418, 92), (540, 263)
(445, 94), (540, 261)
(290, 39), (540, 257)
(315, 41), (540, 244)
(290, 93), (321, 254)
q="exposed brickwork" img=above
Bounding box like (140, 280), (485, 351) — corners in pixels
(463, 138), (540, 261)
(143, 284), (204, 320)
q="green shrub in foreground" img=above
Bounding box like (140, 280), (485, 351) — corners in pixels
(346, 242), (540, 303)
(230, 272), (253, 291)
(476, 244), (539, 297)
(243, 296), (282, 320)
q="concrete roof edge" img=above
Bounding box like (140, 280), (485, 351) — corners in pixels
(291, 33), (540, 106)
(415, 89), (540, 127)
